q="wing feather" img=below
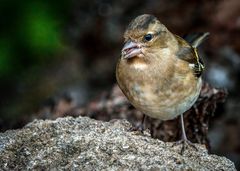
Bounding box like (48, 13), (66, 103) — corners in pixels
(175, 33), (208, 77)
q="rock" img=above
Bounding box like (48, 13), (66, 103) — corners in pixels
(0, 116), (236, 171)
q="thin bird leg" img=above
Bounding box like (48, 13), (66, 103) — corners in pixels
(180, 113), (188, 140)
(173, 114), (198, 154)
(129, 114), (146, 133)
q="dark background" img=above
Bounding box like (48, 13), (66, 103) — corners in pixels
(0, 0), (239, 168)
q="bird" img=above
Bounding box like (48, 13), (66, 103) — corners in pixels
(116, 14), (209, 153)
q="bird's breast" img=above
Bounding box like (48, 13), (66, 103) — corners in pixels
(116, 58), (202, 120)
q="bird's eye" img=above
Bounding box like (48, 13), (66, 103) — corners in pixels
(144, 34), (153, 41)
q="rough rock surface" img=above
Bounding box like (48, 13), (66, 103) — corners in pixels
(0, 116), (236, 171)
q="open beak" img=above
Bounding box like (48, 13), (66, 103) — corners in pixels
(121, 41), (142, 59)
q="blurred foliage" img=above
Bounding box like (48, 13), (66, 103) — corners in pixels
(0, 0), (69, 78)
(20, 2), (62, 56)
(0, 0), (70, 118)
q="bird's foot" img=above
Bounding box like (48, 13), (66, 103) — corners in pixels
(172, 138), (198, 154)
(128, 124), (144, 133)
(128, 115), (146, 133)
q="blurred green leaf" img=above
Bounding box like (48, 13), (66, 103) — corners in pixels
(20, 1), (63, 59)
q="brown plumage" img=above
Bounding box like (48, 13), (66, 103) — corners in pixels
(116, 14), (209, 153)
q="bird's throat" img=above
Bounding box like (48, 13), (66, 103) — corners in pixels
(126, 56), (148, 70)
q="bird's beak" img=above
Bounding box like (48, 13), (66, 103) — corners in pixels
(121, 41), (142, 59)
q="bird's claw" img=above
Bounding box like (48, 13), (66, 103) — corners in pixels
(172, 139), (198, 154)
(128, 124), (144, 133)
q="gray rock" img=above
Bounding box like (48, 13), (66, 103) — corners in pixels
(0, 116), (236, 171)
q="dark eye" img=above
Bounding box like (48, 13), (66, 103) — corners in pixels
(144, 34), (153, 41)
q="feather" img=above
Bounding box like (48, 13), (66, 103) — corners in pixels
(175, 33), (209, 77)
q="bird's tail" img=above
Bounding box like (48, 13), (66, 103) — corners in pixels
(183, 32), (210, 48)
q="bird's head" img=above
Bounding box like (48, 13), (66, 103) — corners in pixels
(121, 14), (171, 60)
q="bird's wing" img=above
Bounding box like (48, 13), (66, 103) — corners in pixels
(175, 33), (209, 77)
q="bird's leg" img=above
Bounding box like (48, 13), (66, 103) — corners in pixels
(173, 114), (198, 154)
(129, 114), (146, 133)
